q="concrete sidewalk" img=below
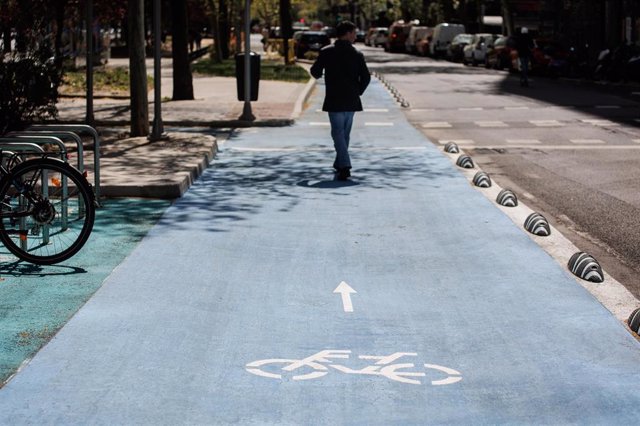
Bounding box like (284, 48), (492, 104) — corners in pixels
(55, 58), (316, 199)
(56, 74), (315, 127)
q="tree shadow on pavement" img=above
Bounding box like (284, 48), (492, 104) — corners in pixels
(158, 146), (459, 233)
(495, 76), (640, 127)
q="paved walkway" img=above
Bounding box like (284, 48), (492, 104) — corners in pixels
(1, 76), (639, 424)
(54, 54), (315, 199)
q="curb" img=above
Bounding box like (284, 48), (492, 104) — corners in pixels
(100, 138), (218, 200)
(51, 118), (295, 128)
(291, 77), (317, 120)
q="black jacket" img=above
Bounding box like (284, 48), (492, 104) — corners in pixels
(516, 33), (534, 57)
(310, 40), (371, 112)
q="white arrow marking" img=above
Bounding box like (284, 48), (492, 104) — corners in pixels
(334, 282), (357, 312)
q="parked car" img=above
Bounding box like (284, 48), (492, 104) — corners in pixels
(365, 27), (388, 47)
(293, 31), (330, 59)
(462, 33), (496, 66)
(430, 23), (465, 57)
(415, 29), (434, 56)
(386, 21), (411, 53)
(405, 26), (430, 54)
(510, 38), (569, 76)
(372, 28), (389, 47)
(447, 33), (473, 62)
(485, 35), (515, 70)
(355, 29), (366, 43)
(322, 26), (337, 38)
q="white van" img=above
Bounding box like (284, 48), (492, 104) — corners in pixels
(405, 26), (431, 54)
(430, 23), (466, 57)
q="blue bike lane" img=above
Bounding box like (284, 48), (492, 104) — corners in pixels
(1, 78), (639, 424)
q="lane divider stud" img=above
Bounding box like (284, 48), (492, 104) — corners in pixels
(444, 142), (459, 153)
(456, 155), (474, 169)
(472, 171), (492, 188)
(524, 212), (551, 236)
(628, 308), (640, 335)
(496, 189), (518, 207)
(568, 252), (604, 283)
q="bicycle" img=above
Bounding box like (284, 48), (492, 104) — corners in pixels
(246, 349), (463, 386)
(0, 151), (95, 265)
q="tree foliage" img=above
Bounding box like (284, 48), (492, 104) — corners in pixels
(0, 1), (63, 134)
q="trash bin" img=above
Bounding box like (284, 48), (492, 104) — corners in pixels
(235, 52), (260, 101)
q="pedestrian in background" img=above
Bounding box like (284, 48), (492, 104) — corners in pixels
(310, 20), (371, 181)
(516, 27), (534, 87)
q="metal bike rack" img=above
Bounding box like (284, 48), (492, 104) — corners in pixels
(0, 136), (67, 162)
(0, 143), (49, 251)
(6, 131), (84, 175)
(27, 124), (101, 202)
(0, 135), (72, 226)
(0, 138), (77, 250)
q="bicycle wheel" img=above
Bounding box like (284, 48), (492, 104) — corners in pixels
(0, 157), (95, 265)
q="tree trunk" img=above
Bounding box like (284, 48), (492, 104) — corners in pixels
(501, 0), (514, 36)
(219, 0), (230, 59)
(205, 0), (224, 62)
(128, 0), (149, 137)
(171, 0), (194, 100)
(280, 0), (292, 64)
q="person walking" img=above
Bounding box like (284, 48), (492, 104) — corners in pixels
(310, 21), (371, 180)
(516, 27), (534, 87)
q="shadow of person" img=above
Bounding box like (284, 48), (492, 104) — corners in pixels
(297, 179), (360, 189)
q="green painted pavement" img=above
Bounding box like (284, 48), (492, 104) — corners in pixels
(0, 198), (170, 385)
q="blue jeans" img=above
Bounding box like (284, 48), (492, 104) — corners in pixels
(328, 111), (355, 170)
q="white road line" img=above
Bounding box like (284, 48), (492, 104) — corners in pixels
(459, 107), (483, 111)
(632, 139), (640, 143)
(365, 122), (394, 126)
(595, 105), (621, 109)
(581, 119), (620, 126)
(570, 139), (606, 144)
(506, 139), (541, 144)
(504, 106), (529, 110)
(363, 108), (389, 112)
(475, 121), (508, 127)
(410, 108), (435, 112)
(422, 122), (452, 128)
(530, 120), (563, 127)
(309, 122), (330, 126)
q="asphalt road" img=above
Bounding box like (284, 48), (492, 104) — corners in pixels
(361, 44), (640, 299)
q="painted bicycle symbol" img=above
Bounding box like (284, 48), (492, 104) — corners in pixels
(245, 350), (462, 386)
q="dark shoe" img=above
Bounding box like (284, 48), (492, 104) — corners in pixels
(336, 168), (351, 181)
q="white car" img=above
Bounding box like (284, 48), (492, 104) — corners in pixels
(430, 23), (465, 57)
(462, 33), (497, 66)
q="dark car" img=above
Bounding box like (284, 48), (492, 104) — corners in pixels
(322, 26), (337, 38)
(485, 35), (515, 70)
(293, 31), (331, 59)
(385, 21), (411, 53)
(355, 29), (366, 43)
